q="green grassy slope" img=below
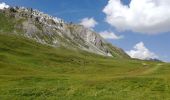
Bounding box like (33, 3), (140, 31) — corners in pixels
(0, 13), (14, 32)
(0, 33), (170, 100)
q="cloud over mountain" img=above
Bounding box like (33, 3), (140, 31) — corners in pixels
(80, 17), (98, 29)
(0, 2), (9, 9)
(126, 42), (158, 60)
(99, 31), (123, 40)
(103, 0), (170, 34)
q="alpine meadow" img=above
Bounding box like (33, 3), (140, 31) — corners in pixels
(0, 1), (170, 100)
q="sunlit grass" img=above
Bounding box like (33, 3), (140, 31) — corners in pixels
(0, 33), (169, 100)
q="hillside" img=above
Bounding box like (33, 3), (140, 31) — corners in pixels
(0, 32), (170, 100)
(0, 7), (129, 58)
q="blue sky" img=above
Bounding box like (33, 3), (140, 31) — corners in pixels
(0, 0), (170, 62)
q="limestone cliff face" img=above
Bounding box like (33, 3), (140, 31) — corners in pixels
(0, 7), (130, 58)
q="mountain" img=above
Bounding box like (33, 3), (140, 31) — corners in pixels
(0, 24), (168, 100)
(147, 58), (162, 62)
(0, 7), (129, 58)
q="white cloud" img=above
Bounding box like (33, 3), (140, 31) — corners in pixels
(80, 17), (98, 29)
(103, 0), (170, 34)
(99, 31), (123, 40)
(126, 42), (158, 60)
(0, 2), (9, 9)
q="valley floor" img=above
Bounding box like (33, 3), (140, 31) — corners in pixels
(0, 34), (170, 100)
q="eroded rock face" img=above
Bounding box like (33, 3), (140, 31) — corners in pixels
(0, 7), (130, 58)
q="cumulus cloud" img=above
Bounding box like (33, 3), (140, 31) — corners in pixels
(80, 17), (98, 29)
(0, 2), (9, 9)
(99, 31), (123, 40)
(103, 0), (170, 34)
(126, 42), (158, 60)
